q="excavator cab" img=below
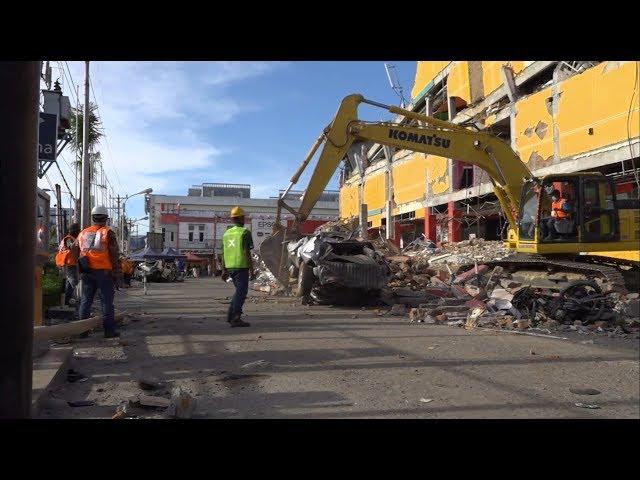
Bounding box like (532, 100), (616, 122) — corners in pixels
(516, 173), (624, 253)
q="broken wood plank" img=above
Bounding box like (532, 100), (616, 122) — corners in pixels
(33, 311), (126, 342)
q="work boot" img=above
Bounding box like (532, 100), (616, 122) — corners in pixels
(230, 314), (250, 328)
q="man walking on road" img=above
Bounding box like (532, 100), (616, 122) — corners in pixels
(55, 222), (81, 307)
(71, 205), (122, 338)
(221, 206), (255, 327)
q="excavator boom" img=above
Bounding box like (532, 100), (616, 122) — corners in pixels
(260, 94), (534, 287)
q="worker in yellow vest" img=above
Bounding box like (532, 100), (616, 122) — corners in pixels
(71, 205), (122, 338)
(221, 206), (255, 327)
(55, 222), (81, 306)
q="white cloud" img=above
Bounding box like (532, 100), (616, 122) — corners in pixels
(46, 61), (286, 219)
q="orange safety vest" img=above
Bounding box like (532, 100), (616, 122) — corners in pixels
(551, 199), (569, 219)
(78, 225), (113, 270)
(55, 234), (76, 267)
(121, 258), (134, 275)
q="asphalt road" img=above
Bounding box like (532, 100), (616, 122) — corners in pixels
(39, 277), (640, 419)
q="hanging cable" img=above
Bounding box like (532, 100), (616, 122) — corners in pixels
(626, 61), (640, 198)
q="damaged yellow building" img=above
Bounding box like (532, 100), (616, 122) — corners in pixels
(339, 61), (640, 245)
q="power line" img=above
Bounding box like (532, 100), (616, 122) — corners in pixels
(89, 71), (123, 190)
(56, 61), (78, 106)
(63, 61), (78, 98)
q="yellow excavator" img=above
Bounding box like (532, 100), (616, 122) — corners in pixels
(260, 94), (639, 293)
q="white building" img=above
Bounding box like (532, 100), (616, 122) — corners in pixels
(145, 183), (339, 256)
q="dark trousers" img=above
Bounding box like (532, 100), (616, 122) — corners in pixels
(539, 217), (556, 238)
(228, 269), (249, 320)
(79, 269), (116, 334)
(64, 266), (78, 305)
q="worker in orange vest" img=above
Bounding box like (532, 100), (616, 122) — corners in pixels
(55, 222), (81, 306)
(71, 205), (122, 338)
(120, 256), (134, 286)
(540, 189), (571, 241)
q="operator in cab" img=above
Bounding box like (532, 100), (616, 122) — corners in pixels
(539, 189), (571, 241)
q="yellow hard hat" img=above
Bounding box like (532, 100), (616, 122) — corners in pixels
(230, 206), (245, 218)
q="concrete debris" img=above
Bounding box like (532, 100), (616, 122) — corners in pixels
(570, 388), (601, 395)
(258, 225), (636, 335)
(67, 400), (95, 407)
(137, 376), (165, 391)
(251, 253), (287, 296)
(390, 304), (407, 316)
(167, 386), (197, 419)
(240, 359), (271, 370)
(129, 394), (171, 409)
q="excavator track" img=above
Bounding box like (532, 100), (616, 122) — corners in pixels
(482, 253), (629, 294)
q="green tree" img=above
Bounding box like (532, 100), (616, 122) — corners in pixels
(69, 102), (103, 170)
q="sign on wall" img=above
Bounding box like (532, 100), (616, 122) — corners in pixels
(250, 217), (276, 249)
(38, 112), (58, 178)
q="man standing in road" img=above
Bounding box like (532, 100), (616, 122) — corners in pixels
(221, 206), (255, 327)
(55, 222), (81, 307)
(71, 205), (122, 338)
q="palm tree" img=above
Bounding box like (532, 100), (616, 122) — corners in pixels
(69, 102), (103, 153)
(69, 102), (103, 169)
(69, 103), (103, 201)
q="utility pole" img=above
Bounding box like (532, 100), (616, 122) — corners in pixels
(80, 61), (91, 228)
(55, 184), (63, 244)
(0, 62), (39, 418)
(117, 195), (122, 250)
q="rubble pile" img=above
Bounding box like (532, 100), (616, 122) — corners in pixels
(313, 217), (360, 238)
(250, 253), (288, 295)
(379, 238), (512, 301)
(404, 263), (640, 338)
(252, 221), (637, 337)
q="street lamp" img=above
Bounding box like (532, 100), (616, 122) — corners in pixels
(121, 188), (153, 253)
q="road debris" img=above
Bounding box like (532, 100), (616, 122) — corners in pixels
(137, 376), (165, 391)
(167, 386), (197, 419)
(574, 402), (601, 409)
(419, 398), (433, 403)
(67, 400), (95, 407)
(129, 394), (171, 409)
(570, 388), (601, 395)
(66, 369), (88, 383)
(240, 359), (271, 370)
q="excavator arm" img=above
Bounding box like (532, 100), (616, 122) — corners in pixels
(278, 94), (532, 231)
(262, 94), (534, 286)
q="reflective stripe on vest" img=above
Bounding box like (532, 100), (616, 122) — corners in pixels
(55, 235), (76, 266)
(223, 226), (248, 269)
(551, 199), (568, 219)
(78, 225), (113, 270)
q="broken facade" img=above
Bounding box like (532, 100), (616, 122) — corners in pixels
(339, 61), (640, 248)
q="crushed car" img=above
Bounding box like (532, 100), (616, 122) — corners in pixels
(286, 230), (390, 305)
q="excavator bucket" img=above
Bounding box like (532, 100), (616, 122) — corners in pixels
(259, 228), (292, 287)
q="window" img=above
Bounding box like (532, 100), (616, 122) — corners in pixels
(582, 178), (617, 242)
(199, 232), (204, 242)
(518, 182), (538, 240)
(170, 232), (174, 242)
(188, 232), (193, 242)
(162, 227), (166, 242)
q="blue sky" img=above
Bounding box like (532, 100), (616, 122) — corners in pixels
(41, 61), (417, 230)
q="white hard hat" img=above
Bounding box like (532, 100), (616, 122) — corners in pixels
(91, 205), (108, 216)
